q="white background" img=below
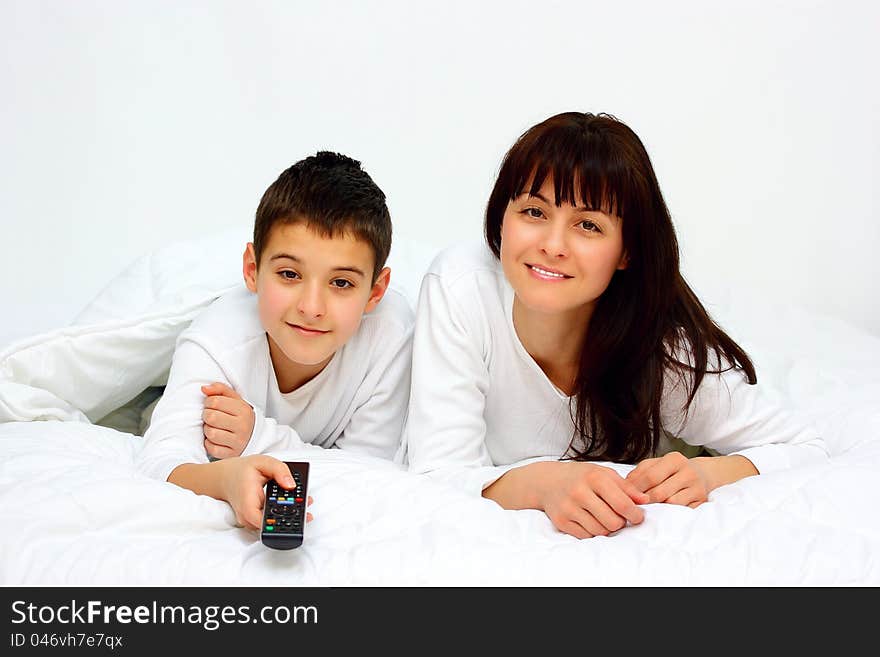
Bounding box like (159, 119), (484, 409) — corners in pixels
(2, 0), (878, 348)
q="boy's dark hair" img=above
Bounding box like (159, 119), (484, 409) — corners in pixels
(253, 151), (392, 281)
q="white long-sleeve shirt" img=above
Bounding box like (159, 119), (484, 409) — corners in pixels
(402, 241), (829, 495)
(138, 284), (414, 482)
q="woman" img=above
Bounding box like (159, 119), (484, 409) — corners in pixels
(402, 111), (828, 539)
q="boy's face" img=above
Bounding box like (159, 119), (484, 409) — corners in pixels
(243, 222), (390, 391)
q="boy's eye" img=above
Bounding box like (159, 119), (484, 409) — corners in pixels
(279, 270), (300, 280)
(331, 279), (353, 289)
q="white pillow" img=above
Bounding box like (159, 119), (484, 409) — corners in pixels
(0, 226), (442, 428)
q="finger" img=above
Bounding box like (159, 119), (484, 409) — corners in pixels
(645, 470), (692, 505)
(307, 496), (314, 506)
(202, 408), (239, 432)
(625, 457), (656, 485)
(201, 382), (241, 400)
(555, 518), (593, 539)
(232, 494), (263, 531)
(243, 503), (263, 531)
(626, 458), (671, 492)
(633, 455), (691, 501)
(666, 487), (706, 508)
(571, 501), (619, 536)
(256, 457), (296, 490)
(201, 382), (231, 395)
(578, 491), (630, 534)
(203, 425), (239, 449)
(204, 395), (250, 417)
(597, 473), (651, 508)
(594, 478), (647, 525)
(306, 512), (314, 523)
(619, 477), (651, 507)
(204, 437), (238, 460)
(244, 483), (269, 530)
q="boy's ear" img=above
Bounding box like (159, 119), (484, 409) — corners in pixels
(243, 243), (258, 292)
(364, 267), (391, 314)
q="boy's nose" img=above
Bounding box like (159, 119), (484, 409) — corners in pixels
(296, 286), (326, 319)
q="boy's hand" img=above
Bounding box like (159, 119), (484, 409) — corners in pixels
(220, 455), (314, 530)
(201, 382), (256, 459)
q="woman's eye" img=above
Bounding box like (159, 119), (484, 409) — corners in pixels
(579, 220), (600, 233)
(331, 279), (353, 289)
(279, 270), (300, 280)
(524, 207), (544, 219)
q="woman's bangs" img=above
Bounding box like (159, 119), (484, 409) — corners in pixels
(510, 132), (632, 219)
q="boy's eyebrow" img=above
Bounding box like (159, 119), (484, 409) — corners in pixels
(269, 253), (367, 277)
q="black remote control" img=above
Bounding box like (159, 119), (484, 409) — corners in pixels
(260, 461), (309, 550)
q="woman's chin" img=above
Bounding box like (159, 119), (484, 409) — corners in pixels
(513, 290), (583, 317)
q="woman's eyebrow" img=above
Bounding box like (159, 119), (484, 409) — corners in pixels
(521, 191), (595, 213)
(520, 191), (553, 205)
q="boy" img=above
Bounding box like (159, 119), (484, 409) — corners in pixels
(137, 151), (414, 530)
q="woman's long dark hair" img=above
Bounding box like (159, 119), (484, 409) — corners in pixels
(485, 112), (756, 463)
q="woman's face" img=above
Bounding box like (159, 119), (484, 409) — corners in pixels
(499, 177), (628, 319)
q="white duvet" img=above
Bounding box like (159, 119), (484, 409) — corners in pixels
(2, 229), (879, 586)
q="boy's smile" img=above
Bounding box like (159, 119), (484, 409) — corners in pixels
(243, 222), (389, 393)
(288, 323), (330, 337)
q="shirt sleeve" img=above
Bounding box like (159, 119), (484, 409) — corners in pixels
(136, 334), (320, 481)
(332, 319), (414, 462)
(239, 406), (326, 459)
(661, 350), (830, 474)
(136, 335), (231, 481)
(403, 272), (511, 495)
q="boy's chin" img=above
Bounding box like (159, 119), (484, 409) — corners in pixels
(271, 340), (333, 366)
(283, 350), (336, 368)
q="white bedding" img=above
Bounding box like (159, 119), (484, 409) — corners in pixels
(2, 230), (879, 586)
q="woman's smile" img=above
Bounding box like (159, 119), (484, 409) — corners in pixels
(526, 263), (573, 281)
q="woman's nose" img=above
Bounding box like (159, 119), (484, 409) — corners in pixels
(539, 222), (568, 259)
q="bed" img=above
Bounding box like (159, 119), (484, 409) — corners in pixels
(2, 228), (879, 586)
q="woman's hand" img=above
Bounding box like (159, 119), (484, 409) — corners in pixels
(625, 451), (711, 508)
(625, 452), (759, 508)
(484, 460), (649, 539)
(220, 455), (314, 530)
(201, 382), (256, 459)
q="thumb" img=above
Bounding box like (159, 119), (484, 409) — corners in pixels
(260, 458), (296, 490)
